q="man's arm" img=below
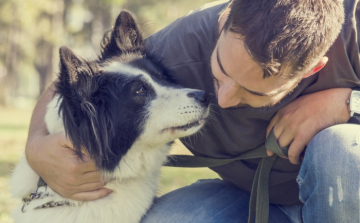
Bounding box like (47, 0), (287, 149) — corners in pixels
(25, 83), (112, 201)
(266, 88), (352, 164)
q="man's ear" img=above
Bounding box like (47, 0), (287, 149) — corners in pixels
(303, 56), (328, 78)
(100, 11), (144, 60)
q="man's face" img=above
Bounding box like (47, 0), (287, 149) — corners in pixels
(210, 30), (302, 108)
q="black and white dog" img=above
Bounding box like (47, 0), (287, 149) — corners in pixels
(10, 11), (209, 223)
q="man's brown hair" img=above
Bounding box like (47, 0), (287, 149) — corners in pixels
(224, 0), (344, 78)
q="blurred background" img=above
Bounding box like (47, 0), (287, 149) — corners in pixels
(0, 0), (220, 222)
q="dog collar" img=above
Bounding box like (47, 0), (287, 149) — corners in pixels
(21, 178), (80, 213)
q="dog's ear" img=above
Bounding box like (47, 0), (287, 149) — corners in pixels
(100, 11), (144, 60)
(58, 46), (98, 95)
(57, 46), (103, 162)
(59, 46), (87, 85)
(112, 11), (144, 50)
(57, 46), (99, 124)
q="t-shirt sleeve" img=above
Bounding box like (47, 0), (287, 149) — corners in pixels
(144, 1), (228, 69)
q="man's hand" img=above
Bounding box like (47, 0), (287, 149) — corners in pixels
(266, 88), (352, 164)
(25, 84), (111, 201)
(25, 132), (112, 201)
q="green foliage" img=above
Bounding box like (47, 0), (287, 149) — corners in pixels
(125, 0), (212, 34)
(101, 0), (126, 5)
(0, 107), (32, 223)
(0, 0), (213, 105)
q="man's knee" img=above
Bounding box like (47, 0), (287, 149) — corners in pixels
(298, 124), (360, 195)
(304, 124), (360, 165)
(298, 124), (360, 223)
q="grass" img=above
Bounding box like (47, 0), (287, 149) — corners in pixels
(0, 106), (219, 223)
(0, 107), (32, 223)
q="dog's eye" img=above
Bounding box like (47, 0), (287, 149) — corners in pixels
(135, 86), (146, 94)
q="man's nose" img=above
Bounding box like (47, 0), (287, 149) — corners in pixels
(217, 87), (242, 108)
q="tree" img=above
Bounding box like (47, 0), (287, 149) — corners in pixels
(0, 0), (211, 106)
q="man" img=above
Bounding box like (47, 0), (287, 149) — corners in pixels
(25, 0), (360, 222)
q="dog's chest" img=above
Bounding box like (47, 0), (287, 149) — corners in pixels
(11, 151), (165, 223)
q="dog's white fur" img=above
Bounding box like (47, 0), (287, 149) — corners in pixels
(10, 62), (209, 223)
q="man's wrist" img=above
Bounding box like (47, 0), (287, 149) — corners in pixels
(25, 129), (48, 170)
(348, 89), (360, 124)
(336, 88), (352, 121)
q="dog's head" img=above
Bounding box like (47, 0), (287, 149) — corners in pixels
(54, 11), (209, 172)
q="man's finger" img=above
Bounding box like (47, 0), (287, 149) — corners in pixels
(59, 171), (102, 189)
(267, 150), (274, 156)
(276, 127), (294, 148)
(70, 188), (113, 201)
(267, 129), (293, 157)
(78, 171), (102, 185)
(266, 113), (280, 137)
(77, 158), (98, 172)
(287, 138), (306, 165)
(75, 181), (105, 193)
(49, 179), (106, 198)
(267, 113), (282, 156)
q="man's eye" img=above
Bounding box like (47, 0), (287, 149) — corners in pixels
(136, 86), (146, 94)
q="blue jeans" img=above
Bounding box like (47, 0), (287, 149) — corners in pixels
(141, 124), (360, 223)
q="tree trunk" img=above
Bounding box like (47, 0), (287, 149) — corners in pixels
(0, 66), (7, 106)
(35, 0), (64, 96)
(3, 19), (20, 105)
(34, 39), (54, 95)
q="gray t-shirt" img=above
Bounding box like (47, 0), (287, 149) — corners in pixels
(145, 0), (360, 205)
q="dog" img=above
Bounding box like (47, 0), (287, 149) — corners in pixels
(10, 11), (210, 223)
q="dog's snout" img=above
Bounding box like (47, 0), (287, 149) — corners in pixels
(187, 91), (210, 107)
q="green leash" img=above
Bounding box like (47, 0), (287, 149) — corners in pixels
(164, 128), (289, 223)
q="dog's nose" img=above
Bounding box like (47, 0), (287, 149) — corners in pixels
(187, 91), (210, 107)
